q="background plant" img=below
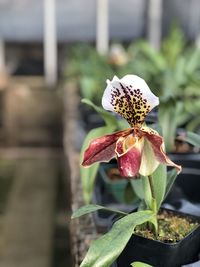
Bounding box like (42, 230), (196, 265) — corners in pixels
(127, 25), (200, 151)
(66, 26), (200, 152)
(65, 44), (115, 105)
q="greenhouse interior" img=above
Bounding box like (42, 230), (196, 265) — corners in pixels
(0, 0), (200, 267)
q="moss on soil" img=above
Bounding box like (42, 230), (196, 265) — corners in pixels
(135, 209), (199, 243)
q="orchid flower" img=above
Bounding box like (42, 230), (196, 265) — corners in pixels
(82, 75), (181, 177)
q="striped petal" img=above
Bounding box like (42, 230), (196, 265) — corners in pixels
(115, 134), (144, 177)
(82, 129), (131, 166)
(102, 75), (159, 127)
(142, 127), (182, 174)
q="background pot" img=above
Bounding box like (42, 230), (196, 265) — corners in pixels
(79, 103), (104, 131)
(170, 153), (200, 203)
(92, 163), (139, 233)
(99, 163), (138, 204)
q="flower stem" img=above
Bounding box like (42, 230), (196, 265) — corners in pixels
(148, 175), (155, 201)
(148, 175), (158, 237)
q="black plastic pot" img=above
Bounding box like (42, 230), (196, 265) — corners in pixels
(99, 163), (138, 204)
(169, 153), (200, 169)
(169, 153), (200, 203)
(79, 103), (104, 131)
(111, 208), (200, 267)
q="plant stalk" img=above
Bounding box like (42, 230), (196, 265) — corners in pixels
(148, 175), (158, 237)
(148, 175), (156, 201)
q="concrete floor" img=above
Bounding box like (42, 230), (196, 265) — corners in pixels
(0, 77), (72, 267)
(0, 149), (72, 267)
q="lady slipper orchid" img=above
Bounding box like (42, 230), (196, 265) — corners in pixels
(82, 75), (181, 177)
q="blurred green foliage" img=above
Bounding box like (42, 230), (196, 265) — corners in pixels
(65, 44), (115, 105)
(65, 25), (200, 152)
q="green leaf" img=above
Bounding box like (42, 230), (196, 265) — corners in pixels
(80, 163), (99, 204)
(176, 111), (191, 127)
(71, 204), (127, 219)
(164, 168), (179, 200)
(180, 131), (200, 148)
(130, 178), (144, 200)
(158, 100), (178, 152)
(116, 118), (129, 130)
(142, 176), (152, 209)
(140, 175), (159, 232)
(161, 23), (185, 67)
(80, 77), (98, 101)
(186, 117), (200, 132)
(80, 210), (154, 267)
(152, 164), (167, 210)
(185, 49), (200, 75)
(80, 126), (115, 203)
(184, 98), (200, 114)
(174, 57), (187, 86)
(148, 199), (158, 232)
(137, 200), (147, 211)
(81, 98), (118, 128)
(131, 261), (153, 267)
(124, 181), (138, 204)
(138, 41), (166, 71)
